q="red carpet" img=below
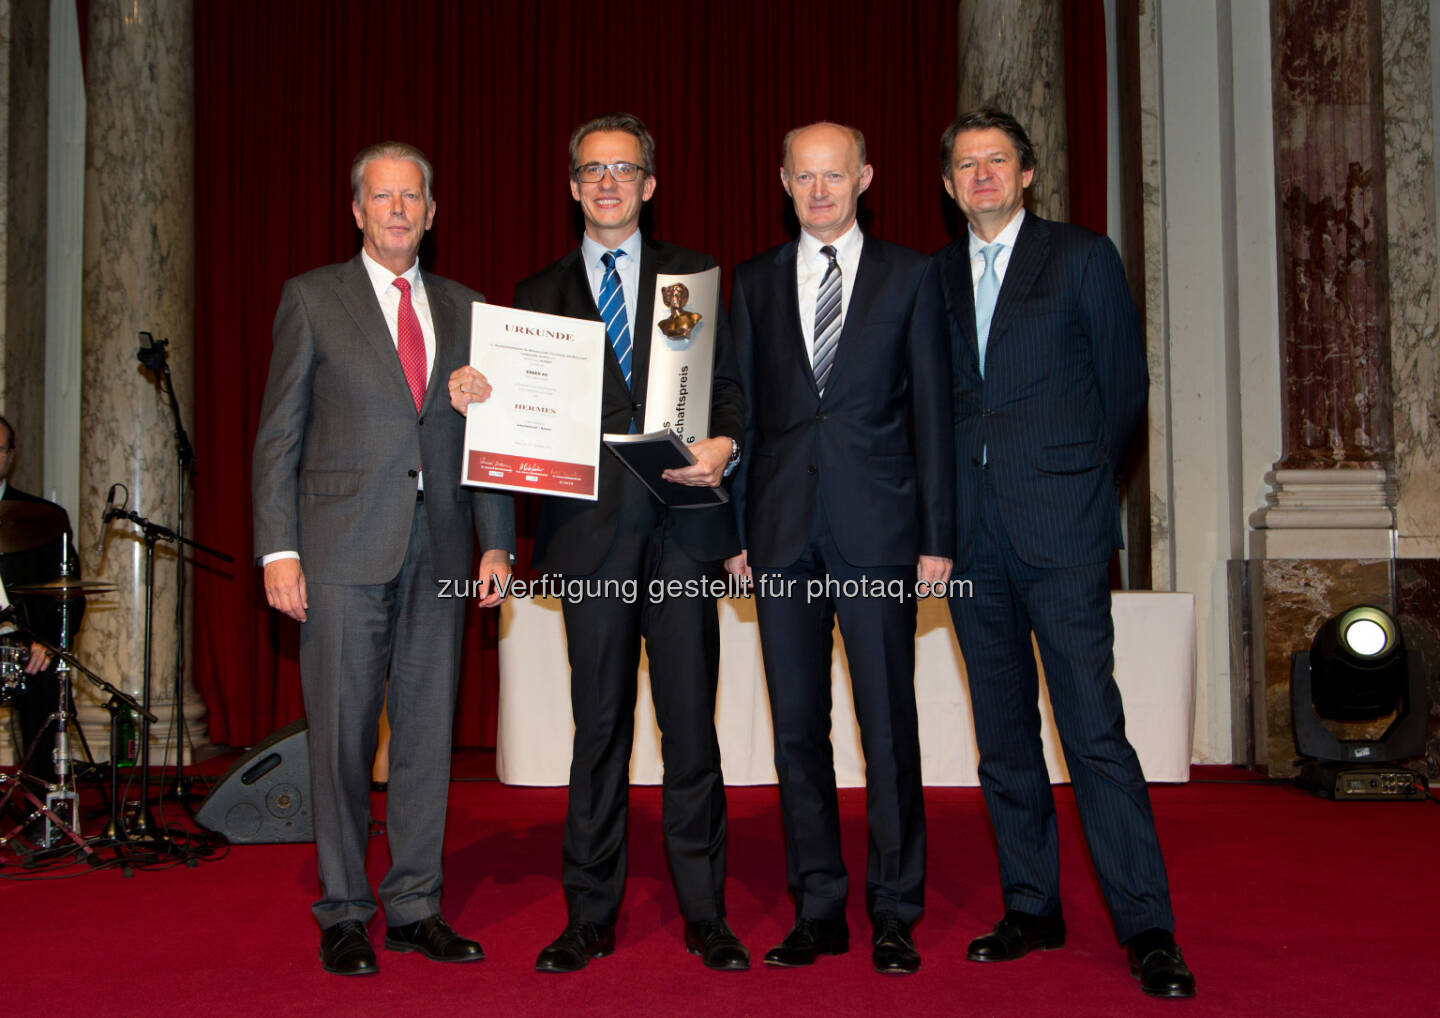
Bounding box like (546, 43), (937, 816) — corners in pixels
(4, 769), (1437, 1017)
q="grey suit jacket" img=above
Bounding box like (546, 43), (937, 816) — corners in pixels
(252, 254), (514, 585)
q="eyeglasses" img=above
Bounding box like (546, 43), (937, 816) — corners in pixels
(572, 161), (649, 183)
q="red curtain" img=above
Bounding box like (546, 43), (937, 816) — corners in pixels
(192, 0), (958, 748)
(1064, 0), (1109, 234)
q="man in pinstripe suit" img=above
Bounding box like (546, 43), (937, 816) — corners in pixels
(935, 109), (1195, 999)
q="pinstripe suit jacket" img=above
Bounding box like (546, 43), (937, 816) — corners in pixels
(936, 213), (1146, 571)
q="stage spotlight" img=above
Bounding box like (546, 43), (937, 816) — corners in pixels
(1290, 604), (1429, 801)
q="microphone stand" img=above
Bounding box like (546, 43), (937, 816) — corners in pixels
(137, 333), (217, 805)
(103, 504), (232, 834)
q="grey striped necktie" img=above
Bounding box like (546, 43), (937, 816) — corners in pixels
(812, 244), (841, 394)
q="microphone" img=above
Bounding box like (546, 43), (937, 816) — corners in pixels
(102, 483), (121, 523)
(137, 331), (169, 373)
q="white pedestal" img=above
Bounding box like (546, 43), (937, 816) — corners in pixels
(496, 592), (1196, 786)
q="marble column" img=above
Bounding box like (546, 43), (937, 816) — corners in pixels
(956, 0), (1068, 221)
(1382, 0), (1440, 561)
(1, 0), (49, 480)
(1239, 0), (1440, 777)
(1379, 0), (1440, 774)
(0, 0), (53, 763)
(76, 0), (203, 762)
(1250, 0), (1396, 558)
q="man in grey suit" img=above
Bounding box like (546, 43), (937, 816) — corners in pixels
(253, 142), (514, 976)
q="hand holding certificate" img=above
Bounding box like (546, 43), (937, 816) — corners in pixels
(459, 303), (605, 500)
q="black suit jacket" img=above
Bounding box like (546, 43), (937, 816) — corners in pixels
(730, 234), (954, 569)
(515, 237), (745, 575)
(936, 213), (1147, 571)
(0, 485), (82, 645)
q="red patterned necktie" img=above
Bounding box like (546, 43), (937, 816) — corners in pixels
(392, 276), (427, 412)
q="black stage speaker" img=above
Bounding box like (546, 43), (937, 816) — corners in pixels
(196, 718), (314, 843)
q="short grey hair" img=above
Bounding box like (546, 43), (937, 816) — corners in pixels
(351, 141), (434, 203)
(568, 113), (656, 177)
(781, 122), (867, 171)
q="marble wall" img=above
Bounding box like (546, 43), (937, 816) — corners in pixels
(957, 0), (1069, 222)
(1395, 559), (1440, 772)
(1137, 0), (1171, 592)
(1272, 0), (1391, 468)
(1244, 558), (1391, 776)
(76, 0), (201, 758)
(1381, 0), (1440, 558)
(1241, 557), (1440, 776)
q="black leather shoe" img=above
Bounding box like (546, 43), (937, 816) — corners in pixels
(384, 915), (484, 962)
(684, 918), (750, 971)
(535, 920), (616, 973)
(319, 919), (378, 976)
(762, 917), (849, 967)
(966, 910), (1066, 962)
(1127, 928), (1196, 998)
(872, 914), (920, 975)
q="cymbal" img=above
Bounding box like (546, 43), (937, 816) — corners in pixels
(0, 501), (68, 554)
(7, 578), (115, 598)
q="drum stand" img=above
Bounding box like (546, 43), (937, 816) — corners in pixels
(0, 640), (153, 864)
(0, 657), (96, 862)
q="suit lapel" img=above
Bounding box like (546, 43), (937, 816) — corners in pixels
(939, 242), (980, 374)
(631, 239), (662, 403)
(422, 273), (456, 416)
(826, 237), (884, 398)
(335, 255), (415, 410)
(774, 242), (815, 391)
(985, 213), (1049, 357)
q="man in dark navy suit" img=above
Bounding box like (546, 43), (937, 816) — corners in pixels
(936, 109), (1195, 998)
(727, 122), (953, 975)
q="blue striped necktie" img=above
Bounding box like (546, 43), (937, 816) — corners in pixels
(975, 242), (1003, 378)
(812, 244), (841, 394)
(599, 250), (632, 387)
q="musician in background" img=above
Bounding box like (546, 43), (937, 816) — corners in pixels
(0, 414), (83, 784)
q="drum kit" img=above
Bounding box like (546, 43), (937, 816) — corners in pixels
(0, 498), (153, 863)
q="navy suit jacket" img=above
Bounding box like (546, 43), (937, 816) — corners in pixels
(731, 234), (954, 569)
(515, 237), (745, 575)
(936, 213), (1147, 571)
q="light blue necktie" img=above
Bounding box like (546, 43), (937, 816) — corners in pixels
(975, 242), (1003, 378)
(599, 250), (632, 387)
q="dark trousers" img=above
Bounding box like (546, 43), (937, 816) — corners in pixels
(947, 479), (1174, 942)
(299, 507), (464, 929)
(558, 501), (728, 925)
(754, 508), (925, 925)
(15, 668), (60, 783)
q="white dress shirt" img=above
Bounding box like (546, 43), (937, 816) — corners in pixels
(968, 207), (1026, 292)
(581, 230), (643, 330)
(797, 222), (863, 367)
